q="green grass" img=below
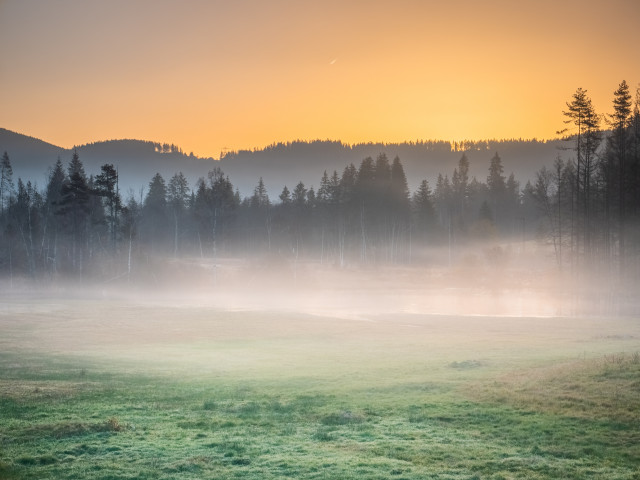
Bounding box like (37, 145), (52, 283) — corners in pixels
(1, 299), (640, 479)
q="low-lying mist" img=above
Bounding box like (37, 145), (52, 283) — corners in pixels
(4, 239), (636, 320)
(2, 243), (639, 388)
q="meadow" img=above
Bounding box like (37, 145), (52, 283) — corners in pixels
(1, 289), (639, 479)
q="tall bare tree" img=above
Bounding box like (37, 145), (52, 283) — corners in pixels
(561, 88), (602, 266)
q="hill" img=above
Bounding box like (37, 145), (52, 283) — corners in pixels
(0, 128), (65, 185)
(219, 138), (564, 195)
(0, 129), (216, 196)
(1, 128), (565, 198)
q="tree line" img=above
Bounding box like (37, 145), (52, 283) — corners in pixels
(0, 81), (639, 288)
(532, 81), (640, 286)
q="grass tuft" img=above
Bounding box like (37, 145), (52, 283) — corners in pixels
(202, 400), (216, 410)
(105, 417), (123, 432)
(313, 427), (333, 441)
(321, 410), (365, 425)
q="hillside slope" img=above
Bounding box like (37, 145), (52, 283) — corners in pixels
(1, 129), (564, 198)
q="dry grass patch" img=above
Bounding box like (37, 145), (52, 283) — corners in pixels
(0, 380), (94, 401)
(16, 417), (125, 440)
(467, 351), (640, 422)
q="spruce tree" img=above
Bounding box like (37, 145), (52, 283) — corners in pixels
(95, 164), (121, 252)
(59, 150), (91, 273)
(167, 172), (190, 257)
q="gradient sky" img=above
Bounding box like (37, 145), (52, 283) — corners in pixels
(1, 0), (639, 158)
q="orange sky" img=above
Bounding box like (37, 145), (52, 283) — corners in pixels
(1, 0), (639, 159)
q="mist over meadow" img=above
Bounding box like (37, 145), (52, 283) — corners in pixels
(1, 83), (640, 480)
(2, 0), (640, 476)
(2, 83), (640, 315)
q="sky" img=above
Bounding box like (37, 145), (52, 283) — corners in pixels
(1, 0), (639, 159)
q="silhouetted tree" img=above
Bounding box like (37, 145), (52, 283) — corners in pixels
(143, 173), (168, 251)
(279, 185), (291, 204)
(562, 87), (602, 264)
(412, 179), (436, 246)
(42, 158), (66, 275)
(167, 172), (189, 257)
(58, 150), (91, 273)
(607, 80), (632, 272)
(389, 156), (411, 261)
(292, 181), (307, 206)
(249, 177), (272, 251)
(505, 172), (520, 233)
(94, 164), (121, 253)
(434, 173), (453, 233)
(487, 152), (506, 224)
(451, 153), (470, 229)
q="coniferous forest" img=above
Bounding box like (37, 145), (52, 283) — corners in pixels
(1, 83), (639, 312)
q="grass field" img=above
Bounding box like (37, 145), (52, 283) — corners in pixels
(1, 292), (639, 479)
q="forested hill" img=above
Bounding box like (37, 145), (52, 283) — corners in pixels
(1, 128), (563, 196)
(0, 129), (216, 196)
(219, 139), (563, 195)
(0, 128), (65, 171)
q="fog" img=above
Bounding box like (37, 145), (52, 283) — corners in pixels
(2, 254), (639, 385)
(4, 239), (635, 321)
(2, 235), (639, 416)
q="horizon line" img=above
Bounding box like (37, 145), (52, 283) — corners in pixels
(2, 126), (567, 161)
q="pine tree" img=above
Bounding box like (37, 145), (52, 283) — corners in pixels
(306, 186), (316, 206)
(412, 179), (436, 244)
(145, 173), (167, 212)
(487, 152), (506, 199)
(59, 150), (91, 273)
(251, 177), (270, 208)
(339, 164), (357, 205)
(355, 157), (376, 201)
(434, 173), (452, 226)
(487, 152), (506, 227)
(452, 154), (470, 225)
(292, 182), (307, 207)
(328, 170), (341, 205)
(317, 171), (330, 203)
(390, 156), (410, 215)
(505, 172), (520, 233)
(95, 164), (121, 252)
(167, 172), (190, 257)
(607, 80), (632, 271)
(374, 154), (391, 190)
(562, 88), (601, 263)
(143, 173), (168, 251)
(42, 158), (67, 275)
(279, 185), (291, 204)
(250, 177), (272, 251)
